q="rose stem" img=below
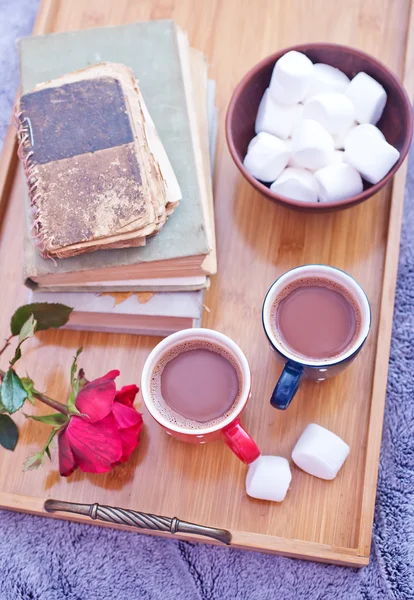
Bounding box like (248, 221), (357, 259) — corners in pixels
(0, 335), (14, 357)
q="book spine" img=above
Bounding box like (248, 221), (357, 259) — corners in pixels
(14, 102), (49, 260)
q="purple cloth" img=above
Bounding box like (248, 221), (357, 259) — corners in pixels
(0, 1), (413, 598)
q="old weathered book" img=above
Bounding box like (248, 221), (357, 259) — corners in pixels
(28, 289), (205, 336)
(16, 63), (181, 259)
(19, 20), (216, 290)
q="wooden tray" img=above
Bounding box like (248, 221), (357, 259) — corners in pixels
(0, 0), (413, 568)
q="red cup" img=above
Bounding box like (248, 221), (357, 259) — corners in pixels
(141, 328), (260, 464)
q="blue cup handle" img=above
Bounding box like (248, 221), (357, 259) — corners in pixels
(270, 361), (304, 410)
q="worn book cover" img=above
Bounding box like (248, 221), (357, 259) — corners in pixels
(28, 289), (205, 336)
(19, 20), (211, 286)
(16, 63), (180, 258)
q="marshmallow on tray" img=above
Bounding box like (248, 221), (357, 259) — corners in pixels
(269, 50), (314, 105)
(292, 423), (350, 480)
(315, 163), (363, 202)
(270, 167), (318, 202)
(255, 89), (303, 140)
(305, 63), (350, 99)
(303, 92), (355, 135)
(246, 455), (292, 502)
(346, 72), (387, 125)
(291, 118), (335, 170)
(244, 132), (290, 182)
(344, 124), (400, 184)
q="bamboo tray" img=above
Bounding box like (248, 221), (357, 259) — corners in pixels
(0, 0), (413, 568)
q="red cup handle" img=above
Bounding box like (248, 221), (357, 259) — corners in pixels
(222, 418), (261, 464)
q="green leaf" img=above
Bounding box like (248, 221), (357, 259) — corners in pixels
(68, 347), (83, 408)
(24, 427), (59, 470)
(45, 430), (57, 460)
(9, 315), (39, 368)
(70, 347), (83, 388)
(43, 427), (59, 456)
(24, 452), (45, 471)
(20, 377), (37, 405)
(18, 314), (37, 343)
(1, 370), (27, 414)
(11, 303), (73, 336)
(9, 346), (22, 368)
(77, 369), (87, 392)
(25, 412), (68, 427)
(0, 414), (18, 450)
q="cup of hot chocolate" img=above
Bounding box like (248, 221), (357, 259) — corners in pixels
(141, 328), (261, 464)
(262, 265), (371, 410)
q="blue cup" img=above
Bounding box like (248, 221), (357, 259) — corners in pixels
(262, 265), (371, 410)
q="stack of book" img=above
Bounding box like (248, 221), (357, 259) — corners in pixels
(16, 20), (218, 336)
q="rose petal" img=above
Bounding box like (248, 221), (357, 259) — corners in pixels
(117, 422), (143, 463)
(112, 401), (142, 429)
(114, 385), (139, 407)
(75, 370), (119, 423)
(58, 427), (77, 477)
(99, 370), (121, 381)
(65, 414), (123, 473)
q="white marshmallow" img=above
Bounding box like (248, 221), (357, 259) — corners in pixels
(345, 72), (387, 125)
(333, 121), (358, 149)
(303, 92), (355, 135)
(344, 125), (400, 184)
(255, 89), (303, 140)
(305, 63), (350, 99)
(292, 423), (350, 480)
(244, 132), (290, 182)
(291, 118), (335, 170)
(268, 79), (299, 106)
(270, 167), (318, 202)
(315, 163), (363, 202)
(246, 455), (292, 502)
(286, 140), (305, 168)
(289, 150), (343, 171)
(287, 154), (301, 169)
(269, 51), (314, 105)
(344, 123), (385, 147)
(330, 150), (345, 165)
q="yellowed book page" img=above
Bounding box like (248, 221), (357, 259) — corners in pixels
(176, 29), (216, 275)
(189, 48), (217, 275)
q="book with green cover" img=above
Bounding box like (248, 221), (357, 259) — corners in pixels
(19, 20), (213, 290)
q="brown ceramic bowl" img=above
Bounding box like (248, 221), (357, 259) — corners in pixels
(226, 43), (413, 211)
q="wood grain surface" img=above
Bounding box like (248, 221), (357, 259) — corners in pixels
(0, 0), (412, 566)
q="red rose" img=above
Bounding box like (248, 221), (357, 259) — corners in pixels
(58, 370), (143, 477)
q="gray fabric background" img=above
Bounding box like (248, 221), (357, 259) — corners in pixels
(0, 1), (413, 598)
